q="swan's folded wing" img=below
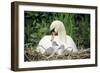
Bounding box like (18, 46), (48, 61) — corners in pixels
(65, 35), (78, 52)
(38, 36), (52, 49)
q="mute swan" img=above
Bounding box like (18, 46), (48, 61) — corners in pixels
(36, 20), (78, 55)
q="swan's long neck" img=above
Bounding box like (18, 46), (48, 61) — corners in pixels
(58, 25), (66, 43)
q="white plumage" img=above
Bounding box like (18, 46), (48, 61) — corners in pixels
(36, 20), (78, 55)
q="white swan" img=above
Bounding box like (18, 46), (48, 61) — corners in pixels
(36, 20), (78, 55)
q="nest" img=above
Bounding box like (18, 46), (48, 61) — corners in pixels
(24, 48), (90, 62)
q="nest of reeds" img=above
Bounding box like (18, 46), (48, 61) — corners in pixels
(24, 48), (90, 62)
